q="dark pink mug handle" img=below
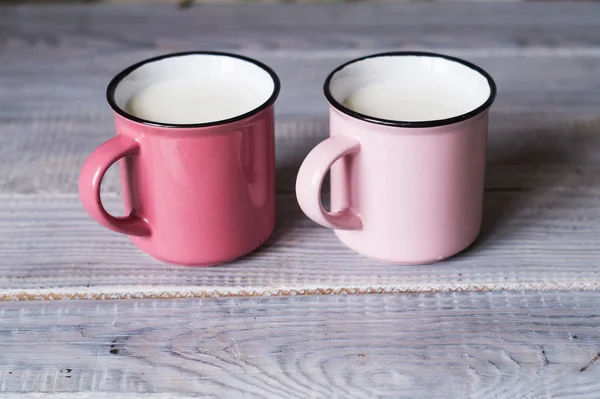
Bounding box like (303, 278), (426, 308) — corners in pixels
(78, 135), (151, 237)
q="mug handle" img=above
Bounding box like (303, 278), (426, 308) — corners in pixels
(78, 135), (151, 237)
(295, 135), (362, 230)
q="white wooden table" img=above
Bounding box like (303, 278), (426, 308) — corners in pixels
(1, 3), (599, 397)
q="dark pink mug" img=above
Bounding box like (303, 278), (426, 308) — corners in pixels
(79, 52), (280, 266)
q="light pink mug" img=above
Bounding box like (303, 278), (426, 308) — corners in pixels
(296, 52), (496, 264)
(79, 52), (280, 266)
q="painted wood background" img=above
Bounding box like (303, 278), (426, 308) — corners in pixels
(1, 292), (600, 397)
(0, 3), (599, 299)
(0, 2), (599, 397)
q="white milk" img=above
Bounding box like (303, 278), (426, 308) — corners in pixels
(342, 80), (471, 122)
(125, 78), (263, 124)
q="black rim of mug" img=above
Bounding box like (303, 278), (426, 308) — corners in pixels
(106, 51), (281, 128)
(323, 51), (497, 128)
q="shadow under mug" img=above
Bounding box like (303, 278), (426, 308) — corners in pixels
(296, 52), (497, 265)
(79, 52), (280, 266)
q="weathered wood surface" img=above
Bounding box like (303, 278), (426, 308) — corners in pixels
(1, 188), (600, 299)
(1, 3), (600, 298)
(2, 3), (600, 50)
(1, 5), (600, 195)
(2, 97), (600, 196)
(1, 292), (600, 397)
(1, 3), (600, 397)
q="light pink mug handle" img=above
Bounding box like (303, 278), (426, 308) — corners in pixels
(296, 135), (362, 230)
(78, 135), (151, 237)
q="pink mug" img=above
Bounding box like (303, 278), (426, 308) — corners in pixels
(296, 52), (496, 264)
(79, 52), (280, 266)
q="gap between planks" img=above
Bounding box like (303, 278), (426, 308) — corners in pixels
(2, 284), (600, 302)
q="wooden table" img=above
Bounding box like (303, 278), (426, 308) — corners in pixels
(1, 2), (599, 397)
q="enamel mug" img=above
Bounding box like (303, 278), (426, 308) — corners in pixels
(296, 52), (497, 264)
(79, 52), (280, 266)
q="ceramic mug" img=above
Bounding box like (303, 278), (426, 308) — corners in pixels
(296, 52), (497, 264)
(79, 52), (280, 266)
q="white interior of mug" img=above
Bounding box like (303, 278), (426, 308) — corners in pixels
(110, 53), (277, 126)
(327, 53), (494, 124)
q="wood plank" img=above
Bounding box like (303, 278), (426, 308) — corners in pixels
(2, 111), (600, 194)
(0, 4), (599, 298)
(3, 52), (599, 121)
(1, 3), (599, 50)
(1, 4), (600, 194)
(1, 188), (599, 299)
(1, 57), (600, 194)
(0, 292), (599, 397)
(2, 51), (600, 118)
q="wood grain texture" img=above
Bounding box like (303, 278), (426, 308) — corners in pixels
(1, 56), (600, 194)
(1, 4), (600, 194)
(0, 292), (599, 397)
(1, 3), (600, 50)
(0, 3), (600, 298)
(0, 4), (600, 397)
(1, 186), (599, 298)
(2, 111), (600, 195)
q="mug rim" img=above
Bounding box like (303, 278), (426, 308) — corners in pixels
(106, 51), (281, 129)
(323, 51), (497, 128)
